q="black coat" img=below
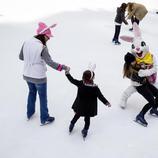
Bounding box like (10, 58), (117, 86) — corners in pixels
(66, 73), (109, 117)
(127, 65), (147, 84)
(115, 7), (128, 24)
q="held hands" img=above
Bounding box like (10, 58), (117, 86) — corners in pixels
(65, 67), (70, 74)
(62, 65), (69, 70)
(62, 65), (70, 74)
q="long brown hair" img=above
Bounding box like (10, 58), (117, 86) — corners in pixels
(82, 70), (95, 84)
(123, 62), (141, 78)
(120, 3), (127, 12)
(34, 34), (47, 46)
(123, 63), (132, 78)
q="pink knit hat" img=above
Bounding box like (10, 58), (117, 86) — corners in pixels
(36, 22), (57, 38)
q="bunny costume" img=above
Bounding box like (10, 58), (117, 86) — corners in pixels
(120, 23), (157, 109)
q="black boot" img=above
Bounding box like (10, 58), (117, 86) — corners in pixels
(69, 123), (74, 133)
(129, 28), (133, 31)
(112, 38), (116, 43)
(114, 40), (121, 45)
(136, 113), (148, 127)
(41, 116), (55, 125)
(81, 129), (88, 138)
(150, 108), (158, 117)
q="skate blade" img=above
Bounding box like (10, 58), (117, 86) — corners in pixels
(69, 131), (72, 135)
(134, 120), (147, 127)
(149, 113), (158, 117)
(27, 115), (35, 121)
(120, 106), (126, 109)
(81, 133), (86, 140)
(82, 136), (86, 141)
(40, 120), (54, 126)
(114, 43), (121, 45)
(40, 122), (51, 126)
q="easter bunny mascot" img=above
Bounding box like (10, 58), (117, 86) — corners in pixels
(119, 22), (157, 109)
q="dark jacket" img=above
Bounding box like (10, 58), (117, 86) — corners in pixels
(115, 7), (128, 24)
(127, 65), (146, 84)
(66, 73), (109, 117)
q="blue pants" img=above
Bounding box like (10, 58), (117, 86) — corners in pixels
(27, 82), (49, 123)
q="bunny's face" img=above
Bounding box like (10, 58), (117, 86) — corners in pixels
(131, 41), (149, 59)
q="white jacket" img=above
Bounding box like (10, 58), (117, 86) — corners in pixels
(23, 37), (47, 79)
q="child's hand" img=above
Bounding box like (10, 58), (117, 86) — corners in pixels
(106, 102), (111, 107)
(62, 65), (68, 70)
(65, 66), (70, 74)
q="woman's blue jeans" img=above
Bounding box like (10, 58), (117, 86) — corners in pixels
(26, 82), (49, 123)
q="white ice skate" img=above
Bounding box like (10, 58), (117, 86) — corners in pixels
(119, 100), (127, 109)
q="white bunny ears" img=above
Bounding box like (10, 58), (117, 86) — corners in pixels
(88, 62), (96, 80)
(88, 62), (96, 72)
(133, 22), (141, 38)
(120, 22), (142, 44)
(132, 22), (143, 47)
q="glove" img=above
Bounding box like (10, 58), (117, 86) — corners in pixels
(125, 20), (128, 25)
(62, 65), (68, 70)
(138, 69), (154, 77)
(65, 66), (70, 74)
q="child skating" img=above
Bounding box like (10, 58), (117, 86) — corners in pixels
(65, 67), (111, 139)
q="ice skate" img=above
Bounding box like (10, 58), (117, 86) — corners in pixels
(81, 129), (88, 140)
(119, 100), (127, 109)
(149, 108), (158, 117)
(112, 38), (115, 43)
(41, 116), (55, 126)
(135, 114), (148, 127)
(69, 123), (74, 134)
(114, 40), (121, 45)
(129, 28), (133, 31)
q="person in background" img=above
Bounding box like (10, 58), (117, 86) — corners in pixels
(19, 22), (68, 125)
(65, 67), (111, 138)
(112, 3), (128, 45)
(126, 2), (148, 31)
